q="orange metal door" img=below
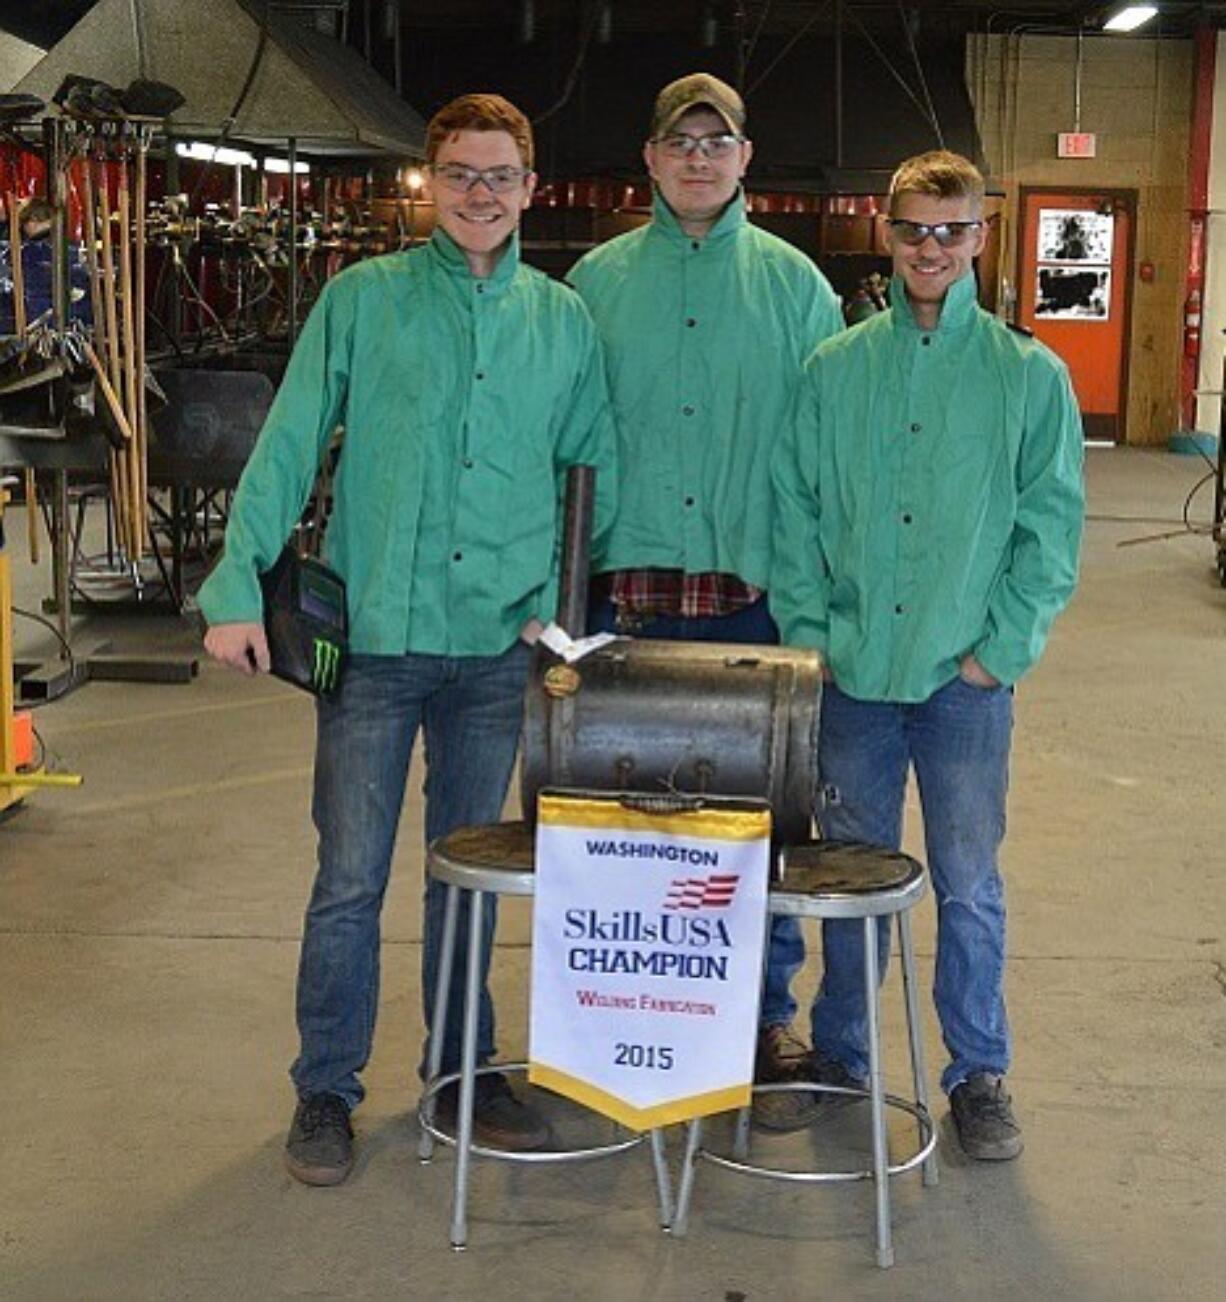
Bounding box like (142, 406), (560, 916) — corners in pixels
(1018, 190), (1134, 442)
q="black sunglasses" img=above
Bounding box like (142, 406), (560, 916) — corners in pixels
(887, 219), (983, 248)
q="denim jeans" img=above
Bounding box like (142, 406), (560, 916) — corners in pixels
(783, 677), (1014, 1095)
(289, 642), (531, 1108)
(587, 589), (803, 1026)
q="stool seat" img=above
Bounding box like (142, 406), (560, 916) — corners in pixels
(782, 839), (922, 892)
(773, 841), (927, 919)
(435, 820), (536, 871)
(430, 821), (536, 895)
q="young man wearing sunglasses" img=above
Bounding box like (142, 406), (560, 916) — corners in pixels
(771, 150), (1084, 1160)
(199, 94), (616, 1184)
(567, 75), (842, 1126)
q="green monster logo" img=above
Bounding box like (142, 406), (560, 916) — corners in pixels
(312, 638), (342, 693)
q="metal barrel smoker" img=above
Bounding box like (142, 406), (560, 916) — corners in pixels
(521, 465), (822, 848)
(425, 469), (936, 1261)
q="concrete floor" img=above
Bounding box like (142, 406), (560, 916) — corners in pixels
(1, 446), (1224, 1301)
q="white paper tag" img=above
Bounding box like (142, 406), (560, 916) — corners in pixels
(537, 622), (620, 664)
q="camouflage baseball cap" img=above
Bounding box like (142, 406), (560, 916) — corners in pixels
(650, 73), (745, 138)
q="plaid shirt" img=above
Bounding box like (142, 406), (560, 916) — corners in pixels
(603, 569), (762, 623)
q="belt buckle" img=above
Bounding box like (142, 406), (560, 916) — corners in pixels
(614, 606), (646, 635)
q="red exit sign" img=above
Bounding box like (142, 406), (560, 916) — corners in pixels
(1057, 132), (1097, 158)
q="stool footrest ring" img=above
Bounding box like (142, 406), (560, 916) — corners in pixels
(419, 1061), (648, 1165)
(696, 1083), (936, 1184)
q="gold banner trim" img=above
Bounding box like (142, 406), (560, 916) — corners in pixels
(527, 1061), (751, 1131)
(537, 794), (771, 842)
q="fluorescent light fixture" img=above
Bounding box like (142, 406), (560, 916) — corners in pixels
(173, 141), (309, 173)
(1103, 5), (1158, 32)
(264, 156), (311, 175)
(176, 140), (255, 168)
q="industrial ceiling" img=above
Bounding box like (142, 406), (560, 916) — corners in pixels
(2, 2), (1223, 53)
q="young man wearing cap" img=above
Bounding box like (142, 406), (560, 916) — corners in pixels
(771, 150), (1084, 1159)
(567, 74), (843, 1126)
(200, 93), (616, 1184)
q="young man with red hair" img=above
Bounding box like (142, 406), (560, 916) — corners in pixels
(201, 94), (616, 1184)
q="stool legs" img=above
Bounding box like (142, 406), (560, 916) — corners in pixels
(670, 905), (934, 1265)
(864, 916), (893, 1269)
(418, 882), (460, 1163)
(671, 1115), (705, 1236)
(649, 1128), (674, 1229)
(450, 888), (486, 1250)
(420, 874), (673, 1243)
(731, 1106), (752, 1161)
(732, 904), (774, 1164)
(899, 909), (939, 1188)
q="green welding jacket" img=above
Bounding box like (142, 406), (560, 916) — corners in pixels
(197, 229), (617, 656)
(567, 191), (843, 587)
(771, 273), (1085, 701)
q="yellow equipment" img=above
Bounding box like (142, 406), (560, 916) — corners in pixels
(1, 481), (82, 812)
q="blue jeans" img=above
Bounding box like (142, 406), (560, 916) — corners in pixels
(587, 589), (803, 1025)
(783, 677), (1014, 1095)
(290, 642), (531, 1108)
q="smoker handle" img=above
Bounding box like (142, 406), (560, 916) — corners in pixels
(619, 793), (708, 816)
(556, 464), (596, 638)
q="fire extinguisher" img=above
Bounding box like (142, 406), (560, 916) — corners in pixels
(1184, 288), (1202, 358)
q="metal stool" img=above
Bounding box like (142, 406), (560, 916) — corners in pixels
(417, 820), (674, 1249)
(672, 841), (939, 1268)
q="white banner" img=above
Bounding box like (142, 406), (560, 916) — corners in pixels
(529, 793), (770, 1131)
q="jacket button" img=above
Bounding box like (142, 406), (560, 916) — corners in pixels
(682, 404), (695, 416)
(894, 603), (904, 614)
(453, 551), (463, 562)
(910, 422), (921, 433)
(686, 317), (697, 328)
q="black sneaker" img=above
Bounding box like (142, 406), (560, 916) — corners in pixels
(436, 1072), (551, 1152)
(752, 1024), (820, 1132)
(284, 1093), (354, 1186)
(950, 1072), (1023, 1161)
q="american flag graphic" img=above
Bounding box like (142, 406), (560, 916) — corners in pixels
(663, 874), (741, 910)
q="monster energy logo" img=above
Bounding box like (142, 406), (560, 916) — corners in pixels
(312, 638), (342, 693)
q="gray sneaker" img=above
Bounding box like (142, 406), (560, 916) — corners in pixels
(751, 1025), (820, 1131)
(284, 1093), (354, 1186)
(950, 1072), (1023, 1161)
